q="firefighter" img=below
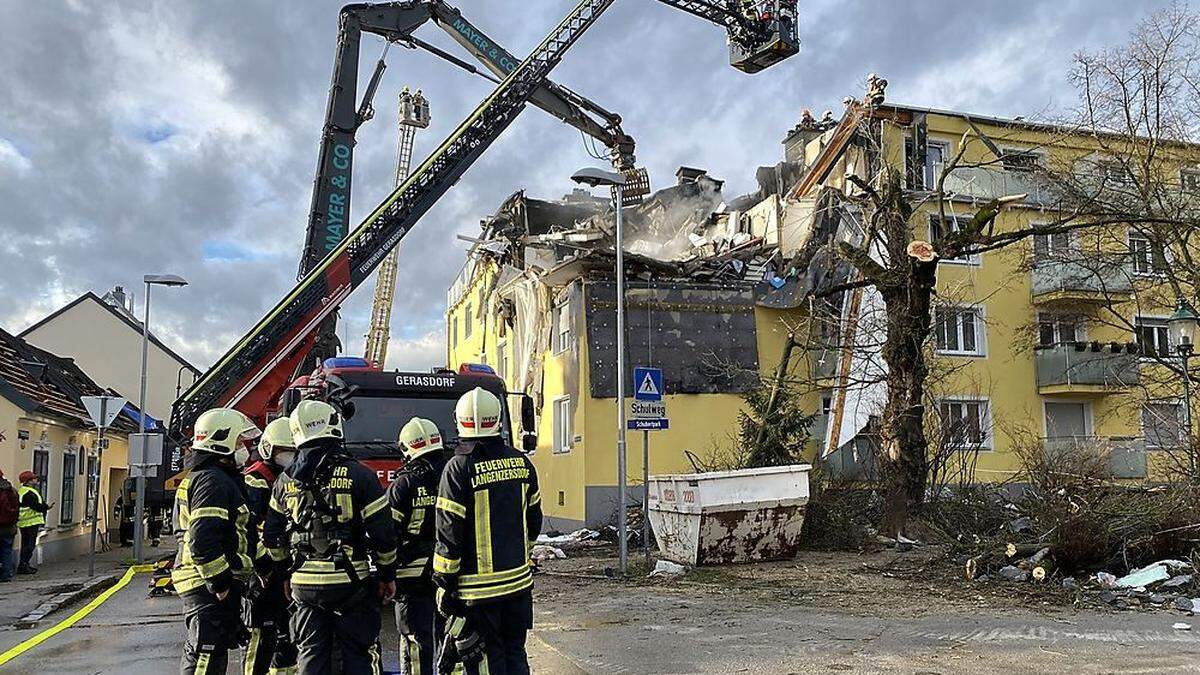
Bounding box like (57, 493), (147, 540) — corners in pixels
(173, 408), (260, 675)
(433, 387), (542, 675)
(261, 400), (397, 675)
(388, 417), (452, 674)
(242, 418), (299, 675)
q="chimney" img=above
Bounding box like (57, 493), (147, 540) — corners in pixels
(106, 285), (128, 310)
(676, 166), (708, 185)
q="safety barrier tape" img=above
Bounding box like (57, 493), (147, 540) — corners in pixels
(0, 563), (155, 668)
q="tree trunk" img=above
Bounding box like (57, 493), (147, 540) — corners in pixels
(878, 258), (937, 538)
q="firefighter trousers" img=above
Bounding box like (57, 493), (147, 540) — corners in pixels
(395, 590), (444, 675)
(460, 591), (533, 675)
(243, 575), (297, 675)
(291, 583), (382, 675)
(180, 585), (246, 675)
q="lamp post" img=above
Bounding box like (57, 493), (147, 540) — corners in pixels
(1169, 296), (1199, 477)
(134, 274), (188, 564)
(571, 167), (630, 575)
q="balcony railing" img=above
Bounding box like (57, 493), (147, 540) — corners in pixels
(1035, 342), (1139, 392)
(1043, 436), (1147, 479)
(1031, 257), (1134, 302)
(934, 164), (1057, 207)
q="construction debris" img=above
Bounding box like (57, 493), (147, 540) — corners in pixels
(649, 560), (687, 577)
(531, 545), (568, 562)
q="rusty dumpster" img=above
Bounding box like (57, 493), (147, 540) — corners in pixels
(646, 464), (811, 566)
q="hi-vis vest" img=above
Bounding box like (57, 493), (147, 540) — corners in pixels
(17, 485), (45, 528)
(171, 468), (255, 594)
(264, 460), (397, 588)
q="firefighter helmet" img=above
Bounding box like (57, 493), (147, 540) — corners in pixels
(289, 399), (344, 448)
(398, 417), (444, 459)
(194, 408), (261, 456)
(454, 387), (502, 438)
(259, 418), (295, 461)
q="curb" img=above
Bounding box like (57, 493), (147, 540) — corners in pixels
(12, 572), (122, 629)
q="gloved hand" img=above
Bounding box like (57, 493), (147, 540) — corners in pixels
(455, 627), (486, 666)
(435, 586), (465, 618)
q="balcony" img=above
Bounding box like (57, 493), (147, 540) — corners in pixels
(935, 164), (1057, 207)
(1043, 436), (1147, 479)
(1030, 257), (1134, 305)
(1035, 342), (1139, 395)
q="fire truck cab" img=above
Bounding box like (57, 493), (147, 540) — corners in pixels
(280, 357), (536, 486)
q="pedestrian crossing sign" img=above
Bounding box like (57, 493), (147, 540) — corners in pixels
(634, 367), (663, 401)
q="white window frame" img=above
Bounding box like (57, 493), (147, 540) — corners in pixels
(1141, 399), (1186, 450)
(463, 303), (473, 339)
(496, 340), (508, 383)
(934, 304), (987, 357)
(554, 302), (571, 354)
(1181, 167), (1200, 195)
(1128, 230), (1168, 277)
(1135, 315), (1171, 359)
(1032, 226), (1073, 262)
(929, 214), (981, 266)
(1036, 312), (1084, 347)
(1041, 399), (1094, 440)
(938, 397), (993, 450)
(552, 396), (572, 454)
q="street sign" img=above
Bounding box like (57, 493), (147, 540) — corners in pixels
(129, 433), (164, 468)
(81, 396), (125, 429)
(630, 400), (666, 418)
(634, 367), (663, 401)
(628, 418), (669, 430)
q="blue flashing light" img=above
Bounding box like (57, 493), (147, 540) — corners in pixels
(324, 356), (372, 370)
(459, 363), (496, 376)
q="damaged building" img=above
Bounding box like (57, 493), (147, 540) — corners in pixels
(447, 86), (1192, 530)
(446, 164), (815, 530)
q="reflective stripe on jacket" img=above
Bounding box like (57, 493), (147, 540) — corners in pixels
(17, 485), (45, 528)
(171, 462), (256, 595)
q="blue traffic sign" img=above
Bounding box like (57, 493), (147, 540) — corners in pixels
(633, 366), (663, 401)
(628, 418), (669, 431)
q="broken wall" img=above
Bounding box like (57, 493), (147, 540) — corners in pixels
(584, 280), (760, 398)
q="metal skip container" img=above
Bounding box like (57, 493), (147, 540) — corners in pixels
(646, 464), (812, 566)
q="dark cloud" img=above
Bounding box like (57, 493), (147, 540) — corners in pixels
(0, 0), (1169, 372)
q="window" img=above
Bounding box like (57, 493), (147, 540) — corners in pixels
(1032, 230), (1071, 261)
(905, 138), (948, 189)
(935, 306), (986, 356)
(463, 303), (473, 339)
(60, 450), (76, 525)
(555, 302), (571, 353)
(1182, 168), (1200, 194)
(552, 396), (572, 454)
(449, 316), (457, 348)
(496, 341), (508, 383)
(1099, 159), (1131, 184)
(1037, 313), (1082, 347)
(1142, 401), (1185, 449)
(1135, 317), (1171, 357)
(1001, 149), (1042, 172)
(939, 399), (991, 449)
(1129, 233), (1167, 276)
(32, 444), (49, 494)
(929, 215), (980, 265)
(85, 454), (98, 520)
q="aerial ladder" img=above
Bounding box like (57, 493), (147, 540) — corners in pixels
(169, 0), (799, 440)
(364, 87), (430, 368)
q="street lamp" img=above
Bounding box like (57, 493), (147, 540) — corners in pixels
(570, 167), (630, 576)
(1169, 296), (1199, 477)
(133, 273), (188, 563)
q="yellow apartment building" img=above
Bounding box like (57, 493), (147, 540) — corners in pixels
(446, 96), (1197, 529)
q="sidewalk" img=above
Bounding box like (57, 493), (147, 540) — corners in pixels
(0, 542), (171, 627)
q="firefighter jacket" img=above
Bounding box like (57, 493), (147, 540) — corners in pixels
(171, 455), (256, 595)
(433, 438), (543, 604)
(262, 453), (397, 588)
(386, 449), (450, 591)
(243, 461), (279, 575)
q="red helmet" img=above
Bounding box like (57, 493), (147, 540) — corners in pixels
(18, 470), (36, 483)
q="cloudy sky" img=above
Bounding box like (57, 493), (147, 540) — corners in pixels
(0, 0), (1163, 374)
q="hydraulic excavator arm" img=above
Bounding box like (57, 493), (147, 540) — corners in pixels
(169, 0), (798, 441)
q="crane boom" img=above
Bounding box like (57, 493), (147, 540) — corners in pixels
(169, 0), (799, 441)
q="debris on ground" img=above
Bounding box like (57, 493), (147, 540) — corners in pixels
(649, 560), (687, 577)
(537, 529), (601, 546)
(1115, 560), (1191, 589)
(531, 545), (567, 562)
(1173, 622), (1192, 630)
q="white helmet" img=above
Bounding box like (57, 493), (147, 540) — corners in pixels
(259, 418), (295, 462)
(193, 408), (261, 456)
(398, 417), (444, 459)
(289, 399), (344, 448)
(455, 387), (502, 438)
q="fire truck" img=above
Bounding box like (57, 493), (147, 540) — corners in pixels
(281, 357), (536, 486)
